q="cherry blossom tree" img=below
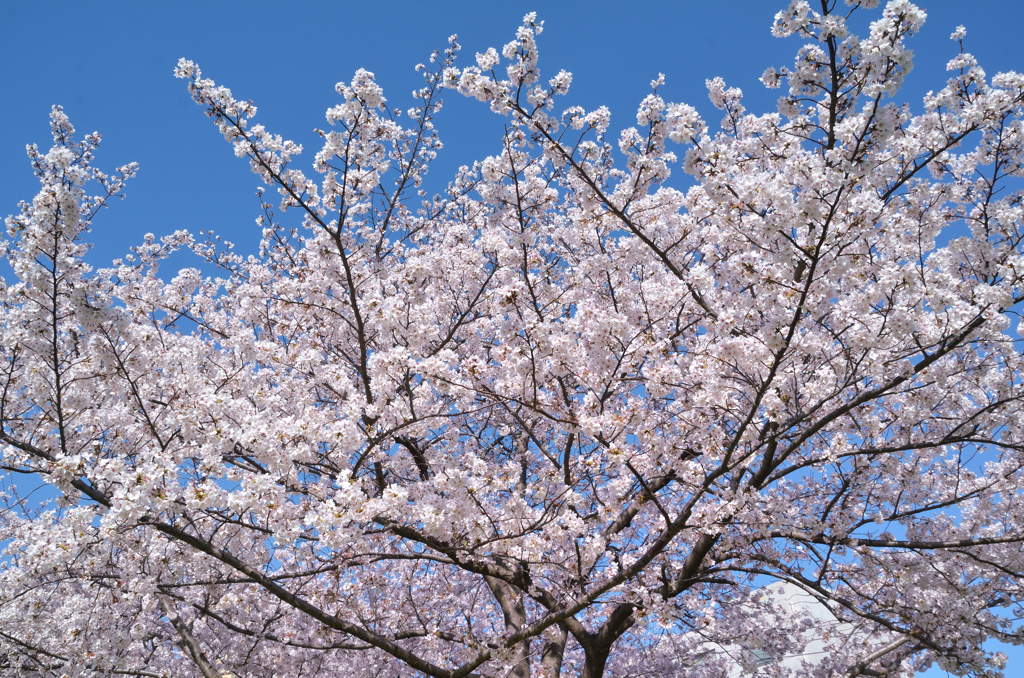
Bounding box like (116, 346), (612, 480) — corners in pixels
(2, 1), (1024, 676)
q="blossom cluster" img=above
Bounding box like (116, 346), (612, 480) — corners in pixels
(2, 3), (1024, 677)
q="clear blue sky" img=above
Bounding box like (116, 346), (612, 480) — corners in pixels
(1, 0), (1022, 674)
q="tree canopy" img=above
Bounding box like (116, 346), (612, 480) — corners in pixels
(1, 1), (1023, 676)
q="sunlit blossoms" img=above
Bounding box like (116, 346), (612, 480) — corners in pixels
(2, 2), (1024, 677)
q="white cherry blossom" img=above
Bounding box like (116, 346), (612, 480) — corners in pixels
(2, 3), (1024, 677)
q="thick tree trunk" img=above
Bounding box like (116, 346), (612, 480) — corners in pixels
(580, 645), (611, 678)
(540, 624), (568, 677)
(579, 602), (635, 678)
(484, 576), (530, 678)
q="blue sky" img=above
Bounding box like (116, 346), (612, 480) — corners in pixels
(2, 0), (1023, 674)
(4, 0), (1024, 268)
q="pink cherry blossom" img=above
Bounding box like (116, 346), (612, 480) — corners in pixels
(1, 3), (1023, 677)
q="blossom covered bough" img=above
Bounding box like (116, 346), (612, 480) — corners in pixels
(2, 0), (1024, 676)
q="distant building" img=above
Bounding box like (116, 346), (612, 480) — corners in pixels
(618, 581), (893, 677)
